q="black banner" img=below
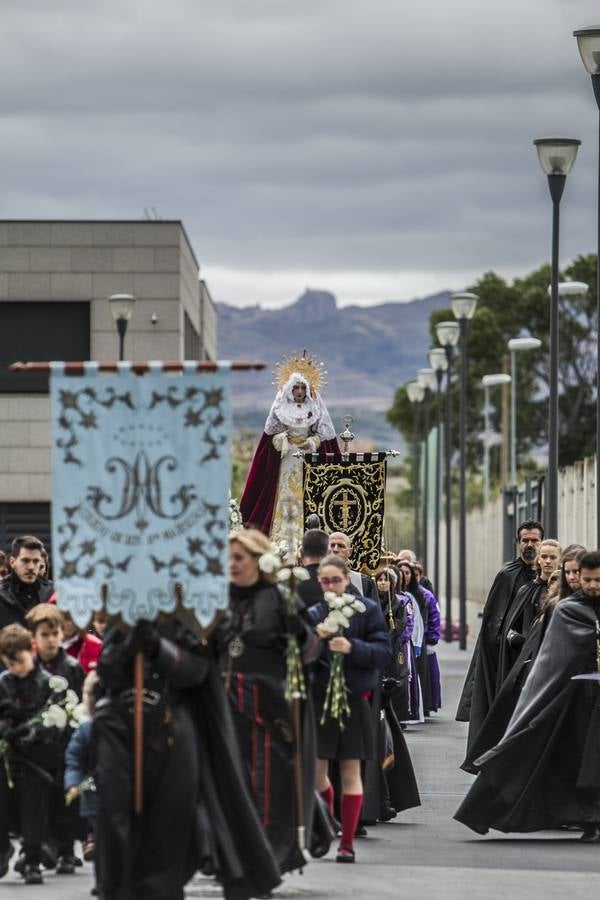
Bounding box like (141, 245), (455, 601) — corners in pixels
(303, 457), (386, 573)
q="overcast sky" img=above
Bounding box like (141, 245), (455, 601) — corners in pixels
(2, 0), (599, 306)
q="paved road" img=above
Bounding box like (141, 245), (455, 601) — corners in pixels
(5, 642), (600, 899)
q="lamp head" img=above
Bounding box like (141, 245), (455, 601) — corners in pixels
(109, 293), (136, 322)
(482, 373), (512, 388)
(406, 382), (425, 404)
(417, 368), (437, 391)
(574, 26), (600, 76)
(428, 347), (448, 373)
(507, 337), (542, 353)
(550, 281), (589, 298)
(533, 138), (581, 176)
(436, 320), (460, 348)
(451, 292), (478, 321)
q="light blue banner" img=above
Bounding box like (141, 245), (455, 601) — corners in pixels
(51, 364), (231, 628)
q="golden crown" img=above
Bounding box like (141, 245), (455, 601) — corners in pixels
(273, 349), (327, 396)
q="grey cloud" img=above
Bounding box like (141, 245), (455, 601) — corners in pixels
(0, 0), (597, 294)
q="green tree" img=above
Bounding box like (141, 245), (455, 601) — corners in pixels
(387, 254), (598, 483)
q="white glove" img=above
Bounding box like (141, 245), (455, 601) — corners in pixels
(426, 644), (437, 655)
(272, 432), (290, 457)
(301, 437), (317, 452)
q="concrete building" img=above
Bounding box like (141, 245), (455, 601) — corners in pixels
(0, 219), (217, 551)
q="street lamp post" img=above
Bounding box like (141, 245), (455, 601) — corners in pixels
(109, 293), (136, 361)
(428, 348), (448, 596)
(482, 374), (512, 504)
(507, 337), (542, 487)
(533, 137), (581, 537)
(417, 367), (437, 575)
(574, 25), (600, 543)
(436, 320), (460, 642)
(451, 293), (478, 651)
(406, 382), (425, 558)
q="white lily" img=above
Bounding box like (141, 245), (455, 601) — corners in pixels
(258, 553), (280, 574)
(48, 675), (69, 693)
(42, 704), (68, 730)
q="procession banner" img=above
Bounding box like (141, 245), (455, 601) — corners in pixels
(303, 453), (386, 573)
(50, 362), (231, 628)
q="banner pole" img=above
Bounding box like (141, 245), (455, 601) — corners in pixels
(134, 651), (144, 815)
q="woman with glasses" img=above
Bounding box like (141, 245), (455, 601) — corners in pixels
(308, 555), (391, 863)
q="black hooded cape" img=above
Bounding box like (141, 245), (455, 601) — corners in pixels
(455, 558), (535, 759)
(455, 592), (600, 834)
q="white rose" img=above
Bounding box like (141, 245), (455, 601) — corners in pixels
(71, 703), (90, 725)
(341, 605), (356, 620)
(276, 567), (291, 582)
(330, 609), (350, 629)
(66, 689), (79, 706)
(48, 675), (69, 694)
(323, 591), (338, 606)
(42, 704), (68, 730)
(323, 613), (341, 635)
(351, 599), (366, 614)
(332, 597), (345, 609)
(258, 553), (280, 574)
(292, 567), (310, 582)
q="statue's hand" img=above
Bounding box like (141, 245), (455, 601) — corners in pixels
(272, 431), (290, 457)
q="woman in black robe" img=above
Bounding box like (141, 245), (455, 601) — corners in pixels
(213, 528), (319, 875)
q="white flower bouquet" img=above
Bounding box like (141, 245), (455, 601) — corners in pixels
(259, 549), (311, 701)
(0, 674), (88, 789)
(320, 592), (366, 730)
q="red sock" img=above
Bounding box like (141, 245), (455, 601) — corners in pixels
(319, 784), (335, 816)
(340, 793), (363, 849)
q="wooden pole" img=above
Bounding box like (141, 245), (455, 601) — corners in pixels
(291, 693), (305, 851)
(134, 651), (144, 815)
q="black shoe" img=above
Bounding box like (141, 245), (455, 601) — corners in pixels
(23, 863), (43, 885)
(336, 845), (355, 863)
(580, 825), (600, 843)
(13, 852), (25, 875)
(56, 855), (76, 874)
(354, 824), (368, 837)
(40, 843), (57, 870)
(379, 804), (397, 822)
(0, 846), (13, 878)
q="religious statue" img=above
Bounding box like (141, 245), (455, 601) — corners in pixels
(239, 351), (339, 555)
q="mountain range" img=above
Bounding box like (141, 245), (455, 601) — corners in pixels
(217, 288), (452, 447)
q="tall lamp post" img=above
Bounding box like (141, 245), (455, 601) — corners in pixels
(109, 293), (136, 361)
(451, 292), (478, 650)
(507, 337), (542, 486)
(436, 320), (460, 642)
(482, 374), (512, 504)
(573, 26), (600, 544)
(417, 367), (437, 574)
(428, 348), (448, 596)
(533, 137), (580, 538)
(406, 381), (425, 558)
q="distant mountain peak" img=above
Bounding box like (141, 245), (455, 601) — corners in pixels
(286, 288), (337, 323)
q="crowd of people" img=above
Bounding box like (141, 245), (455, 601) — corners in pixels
(0, 528), (442, 897)
(454, 520), (600, 841)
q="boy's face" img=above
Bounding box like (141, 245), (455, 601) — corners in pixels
(2, 650), (35, 678)
(35, 624), (63, 661)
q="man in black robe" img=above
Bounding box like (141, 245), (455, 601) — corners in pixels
(461, 540), (560, 773)
(455, 550), (600, 839)
(456, 521), (542, 761)
(297, 529), (329, 607)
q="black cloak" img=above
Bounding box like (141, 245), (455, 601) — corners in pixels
(461, 606), (552, 774)
(495, 577), (546, 691)
(455, 558), (535, 759)
(455, 592), (600, 834)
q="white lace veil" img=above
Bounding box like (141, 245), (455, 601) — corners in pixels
(264, 371), (336, 440)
